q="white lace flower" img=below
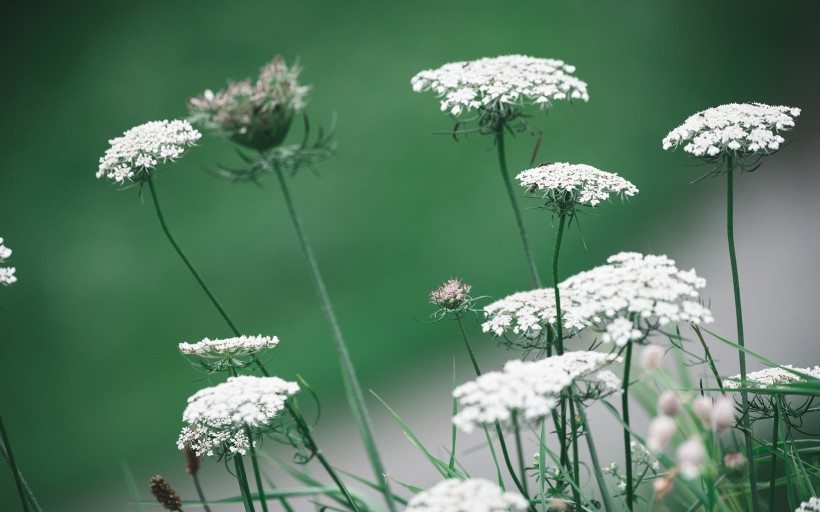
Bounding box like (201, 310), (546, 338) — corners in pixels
(724, 365), (820, 390)
(411, 55), (589, 117)
(602, 317), (643, 346)
(177, 376), (299, 457)
(179, 335), (280, 371)
(516, 163), (638, 209)
(406, 478), (528, 512)
(560, 252), (713, 345)
(97, 120), (201, 184)
(662, 103), (800, 159)
(797, 497), (820, 512)
(0, 237), (16, 286)
(453, 351), (620, 433)
(482, 287), (592, 343)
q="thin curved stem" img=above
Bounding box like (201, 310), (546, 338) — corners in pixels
(273, 165), (395, 512)
(578, 402), (617, 512)
(726, 157), (760, 512)
(191, 474), (213, 512)
(552, 213), (566, 355)
(455, 316), (482, 377)
(569, 395), (581, 509)
(496, 129), (542, 288)
(234, 455), (257, 512)
(512, 413), (530, 499)
(495, 423), (537, 512)
(247, 427), (269, 512)
(622, 342), (634, 511)
(0, 416), (31, 512)
(769, 402), (779, 512)
(146, 177), (241, 337)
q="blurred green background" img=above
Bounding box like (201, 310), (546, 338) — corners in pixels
(1, 0), (819, 509)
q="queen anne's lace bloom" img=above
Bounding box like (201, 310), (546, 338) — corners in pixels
(560, 252), (713, 345)
(411, 55), (589, 117)
(482, 287), (591, 342)
(178, 376), (299, 457)
(724, 365), (820, 390)
(516, 163), (638, 209)
(406, 478), (528, 512)
(179, 335), (280, 358)
(0, 237), (16, 286)
(662, 103), (800, 159)
(97, 120), (201, 183)
(797, 497), (820, 512)
(453, 351), (620, 433)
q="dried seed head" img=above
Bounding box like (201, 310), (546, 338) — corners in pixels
(149, 475), (182, 511)
(184, 439), (201, 475)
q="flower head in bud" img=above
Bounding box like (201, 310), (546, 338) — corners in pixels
(406, 478), (528, 512)
(711, 397), (736, 433)
(0, 237), (17, 286)
(179, 335), (279, 372)
(692, 396), (713, 425)
(96, 120), (201, 184)
(676, 437), (707, 479)
(189, 56), (310, 151)
(149, 475), (183, 511)
(430, 279), (472, 313)
(640, 344), (665, 370)
(724, 452), (746, 473)
(658, 391), (682, 417)
(647, 415), (677, 451)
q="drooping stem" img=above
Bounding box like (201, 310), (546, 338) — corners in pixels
(234, 455), (257, 512)
(769, 400), (779, 512)
(568, 394), (581, 509)
(622, 342), (634, 511)
(726, 156), (761, 512)
(246, 427), (269, 512)
(287, 402), (362, 512)
(512, 413), (530, 499)
(495, 128), (542, 288)
(146, 177), (241, 337)
(273, 166), (395, 512)
(0, 416), (31, 512)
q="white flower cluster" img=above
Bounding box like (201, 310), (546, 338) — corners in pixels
(453, 351), (619, 433)
(405, 478), (528, 512)
(482, 287), (591, 341)
(516, 163), (638, 208)
(411, 55), (589, 116)
(662, 103), (800, 158)
(97, 120), (201, 183)
(797, 497), (820, 512)
(724, 365), (820, 390)
(560, 252), (713, 345)
(178, 375), (299, 457)
(179, 335), (280, 358)
(0, 237), (16, 286)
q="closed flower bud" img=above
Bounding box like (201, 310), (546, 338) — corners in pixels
(693, 396), (713, 425)
(711, 397), (736, 432)
(724, 452), (746, 473)
(647, 415), (677, 451)
(640, 344), (665, 370)
(676, 438), (707, 479)
(657, 391), (682, 417)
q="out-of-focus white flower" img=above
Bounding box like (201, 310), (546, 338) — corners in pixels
(453, 351), (619, 433)
(724, 452), (746, 472)
(405, 478), (528, 512)
(797, 497), (820, 512)
(693, 397), (713, 425)
(711, 397), (736, 433)
(663, 103), (800, 159)
(430, 279), (472, 311)
(177, 376), (299, 457)
(0, 237), (16, 286)
(516, 162), (638, 210)
(676, 437), (707, 479)
(647, 415), (677, 451)
(411, 55), (588, 117)
(640, 344), (665, 370)
(97, 120), (201, 184)
(724, 365), (820, 390)
(658, 391), (682, 417)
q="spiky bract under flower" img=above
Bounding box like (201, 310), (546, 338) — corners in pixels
(0, 237), (16, 286)
(96, 120), (201, 184)
(724, 365), (820, 390)
(177, 375), (299, 457)
(662, 102), (800, 160)
(453, 351), (620, 433)
(516, 162), (638, 213)
(179, 335), (279, 371)
(430, 278), (471, 311)
(189, 56), (310, 151)
(405, 478), (529, 512)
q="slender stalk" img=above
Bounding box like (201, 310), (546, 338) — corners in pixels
(568, 395), (581, 509)
(234, 455), (257, 512)
(146, 177), (241, 336)
(622, 342), (634, 511)
(191, 474), (213, 512)
(725, 157), (760, 512)
(273, 166), (395, 512)
(512, 414), (530, 498)
(287, 402), (362, 512)
(551, 213), (570, 477)
(495, 423), (537, 512)
(246, 427), (269, 512)
(455, 316), (482, 377)
(578, 402), (617, 512)
(495, 128), (542, 288)
(769, 401), (779, 512)
(0, 416), (31, 512)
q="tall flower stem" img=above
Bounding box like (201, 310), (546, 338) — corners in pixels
(568, 395), (581, 509)
(512, 414), (530, 499)
(246, 427), (269, 512)
(146, 177), (241, 337)
(495, 128), (542, 288)
(191, 474), (213, 512)
(551, 212), (570, 478)
(455, 315), (482, 377)
(578, 401), (617, 512)
(234, 455), (257, 512)
(726, 156), (760, 512)
(0, 416), (31, 512)
(273, 166), (395, 512)
(286, 402), (362, 512)
(621, 342), (634, 511)
(769, 401), (779, 512)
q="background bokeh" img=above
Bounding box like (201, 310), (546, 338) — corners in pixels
(2, 1), (819, 509)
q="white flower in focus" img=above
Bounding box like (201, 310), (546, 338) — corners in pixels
(797, 497), (820, 512)
(663, 103), (800, 159)
(602, 317), (643, 346)
(676, 437), (707, 479)
(516, 163), (638, 210)
(482, 287), (591, 343)
(453, 351), (619, 433)
(724, 365), (820, 390)
(0, 237), (16, 286)
(640, 344), (665, 370)
(179, 335), (279, 371)
(411, 55), (588, 118)
(405, 478), (528, 512)
(178, 376), (299, 457)
(97, 120), (201, 184)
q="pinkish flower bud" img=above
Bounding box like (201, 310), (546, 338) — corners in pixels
(647, 415), (677, 451)
(430, 279), (471, 310)
(711, 397), (736, 432)
(676, 437), (706, 479)
(657, 391), (682, 417)
(724, 452), (746, 472)
(693, 396), (713, 425)
(640, 344), (665, 370)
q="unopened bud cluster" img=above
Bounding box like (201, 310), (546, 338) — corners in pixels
(430, 279), (471, 311)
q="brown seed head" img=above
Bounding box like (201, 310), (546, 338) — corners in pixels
(149, 475), (183, 511)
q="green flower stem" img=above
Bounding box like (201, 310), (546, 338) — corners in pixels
(725, 156), (760, 512)
(621, 342), (634, 511)
(568, 395), (581, 509)
(286, 402), (362, 512)
(273, 165), (396, 512)
(455, 315), (482, 377)
(551, 213), (570, 478)
(769, 401), (779, 512)
(0, 415), (31, 512)
(191, 473), (213, 512)
(234, 455), (257, 512)
(146, 177), (241, 337)
(246, 427), (269, 512)
(495, 128), (542, 288)
(578, 402), (616, 512)
(511, 413), (530, 499)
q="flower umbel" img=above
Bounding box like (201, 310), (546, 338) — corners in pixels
(405, 478), (528, 512)
(724, 365), (820, 390)
(429, 279), (471, 311)
(179, 335), (280, 372)
(0, 237), (16, 286)
(189, 56), (310, 151)
(96, 120), (201, 184)
(177, 375), (299, 457)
